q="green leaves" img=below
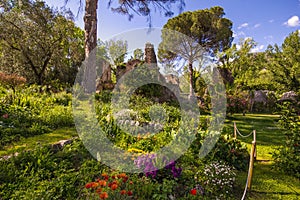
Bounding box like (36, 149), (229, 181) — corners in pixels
(0, 1), (84, 85)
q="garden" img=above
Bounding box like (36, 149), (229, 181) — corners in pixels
(0, 0), (299, 199)
(0, 84), (299, 199)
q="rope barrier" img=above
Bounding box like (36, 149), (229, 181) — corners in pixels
(233, 122), (257, 200)
(234, 122), (254, 138)
(236, 128), (254, 138)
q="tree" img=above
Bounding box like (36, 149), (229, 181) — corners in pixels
(106, 39), (128, 67)
(133, 48), (144, 60)
(220, 38), (274, 91)
(266, 31), (300, 92)
(0, 0), (84, 85)
(158, 6), (233, 98)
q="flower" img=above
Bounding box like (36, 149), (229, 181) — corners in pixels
(85, 183), (92, 189)
(98, 180), (107, 187)
(110, 183), (118, 190)
(190, 188), (197, 195)
(101, 173), (109, 180)
(96, 188), (102, 194)
(127, 190), (133, 196)
(2, 114), (8, 119)
(120, 190), (127, 195)
(118, 173), (127, 178)
(99, 192), (109, 199)
(85, 182), (98, 189)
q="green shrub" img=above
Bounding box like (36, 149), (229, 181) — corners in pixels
(273, 102), (300, 178)
(205, 134), (249, 170)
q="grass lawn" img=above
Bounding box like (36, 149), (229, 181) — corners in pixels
(225, 114), (300, 199)
(0, 127), (78, 156)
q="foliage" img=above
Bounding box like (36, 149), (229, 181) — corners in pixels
(226, 93), (248, 115)
(158, 6), (233, 98)
(219, 38), (275, 91)
(205, 134), (249, 171)
(105, 39), (128, 67)
(0, 140), (109, 200)
(266, 31), (300, 92)
(0, 0), (84, 85)
(273, 102), (300, 178)
(133, 48), (144, 60)
(0, 85), (73, 147)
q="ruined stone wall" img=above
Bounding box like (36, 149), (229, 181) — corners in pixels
(144, 43), (157, 64)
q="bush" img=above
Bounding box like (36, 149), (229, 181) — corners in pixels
(273, 102), (300, 178)
(205, 134), (249, 171)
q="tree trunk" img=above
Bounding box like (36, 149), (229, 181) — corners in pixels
(83, 0), (98, 93)
(188, 62), (195, 99)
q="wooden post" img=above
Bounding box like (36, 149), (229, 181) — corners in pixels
(247, 138), (256, 190)
(234, 122), (237, 139)
(253, 130), (257, 160)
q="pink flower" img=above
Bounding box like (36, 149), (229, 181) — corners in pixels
(2, 114), (9, 119)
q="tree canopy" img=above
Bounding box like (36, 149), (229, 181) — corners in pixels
(0, 0), (84, 85)
(266, 31), (300, 92)
(158, 6), (233, 98)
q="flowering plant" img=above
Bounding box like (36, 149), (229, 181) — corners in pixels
(201, 161), (236, 199)
(134, 153), (182, 181)
(84, 172), (135, 199)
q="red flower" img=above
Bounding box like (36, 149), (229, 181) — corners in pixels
(190, 188), (197, 195)
(120, 190), (127, 195)
(122, 176), (128, 183)
(110, 183), (118, 190)
(99, 192), (109, 199)
(127, 190), (133, 196)
(85, 183), (93, 189)
(85, 182), (98, 189)
(96, 188), (102, 194)
(98, 180), (107, 187)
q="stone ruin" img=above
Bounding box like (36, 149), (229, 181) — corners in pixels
(96, 59), (114, 92)
(96, 42), (181, 101)
(144, 43), (158, 64)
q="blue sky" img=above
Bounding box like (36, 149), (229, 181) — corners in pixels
(45, 0), (300, 52)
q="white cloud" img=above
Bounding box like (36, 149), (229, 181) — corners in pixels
(254, 24), (261, 28)
(269, 19), (274, 23)
(238, 23), (249, 29)
(264, 35), (274, 40)
(284, 16), (300, 27)
(236, 31), (246, 37)
(251, 45), (265, 53)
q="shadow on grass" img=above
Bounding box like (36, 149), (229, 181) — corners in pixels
(224, 114), (284, 146)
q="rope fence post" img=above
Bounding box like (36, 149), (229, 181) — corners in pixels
(247, 130), (256, 191)
(253, 130), (257, 161)
(234, 122), (237, 139)
(237, 123), (257, 199)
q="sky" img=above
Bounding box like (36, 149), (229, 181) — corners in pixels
(44, 0), (300, 53)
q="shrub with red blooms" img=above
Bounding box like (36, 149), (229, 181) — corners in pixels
(0, 72), (26, 91)
(84, 172), (135, 199)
